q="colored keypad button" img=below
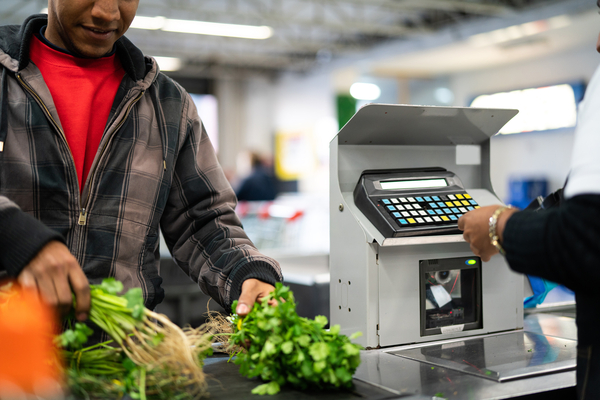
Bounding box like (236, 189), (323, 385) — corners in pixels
(445, 202), (454, 207)
(387, 206), (396, 211)
(427, 210), (436, 215)
(466, 206), (474, 211)
(474, 206), (481, 209)
(443, 208), (452, 214)
(451, 208), (459, 213)
(449, 215), (458, 221)
(382, 199), (391, 204)
(455, 194), (464, 199)
(398, 219), (408, 225)
(437, 202), (446, 207)
(441, 216), (450, 221)
(456, 214), (463, 218)
(392, 212), (401, 218)
(429, 203), (438, 208)
(435, 210), (444, 215)
(469, 200), (477, 205)
(432, 196), (440, 201)
(407, 218), (416, 224)
(415, 197), (424, 202)
(464, 194), (471, 199)
(460, 200), (469, 206)
(453, 201), (462, 207)
(424, 197), (432, 202)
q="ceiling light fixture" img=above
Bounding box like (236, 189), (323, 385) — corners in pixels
(350, 83), (381, 101)
(130, 16), (273, 40)
(152, 56), (182, 71)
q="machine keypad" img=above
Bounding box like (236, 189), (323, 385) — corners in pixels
(379, 192), (480, 228)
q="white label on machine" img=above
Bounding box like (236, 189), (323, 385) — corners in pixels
(441, 341), (465, 350)
(430, 284), (452, 307)
(441, 324), (465, 334)
(456, 145), (481, 165)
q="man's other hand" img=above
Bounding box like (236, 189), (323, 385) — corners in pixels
(235, 278), (275, 317)
(17, 241), (90, 321)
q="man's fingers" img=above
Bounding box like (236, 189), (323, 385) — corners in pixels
(69, 268), (90, 321)
(236, 279), (276, 317)
(17, 269), (37, 289)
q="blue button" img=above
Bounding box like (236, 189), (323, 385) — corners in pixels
(435, 209), (444, 215)
(392, 212), (401, 218)
(449, 215), (458, 221)
(443, 208), (451, 214)
(415, 197), (424, 202)
(469, 200), (477, 205)
(387, 206), (396, 211)
(432, 196), (440, 201)
(437, 202), (446, 207)
(451, 208), (459, 213)
(429, 203), (438, 208)
(382, 199), (391, 205)
(467, 206), (474, 211)
(427, 210), (436, 215)
(456, 214), (463, 218)
(424, 197), (432, 202)
(398, 219), (408, 225)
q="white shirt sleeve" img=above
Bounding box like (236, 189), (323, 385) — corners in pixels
(564, 63), (600, 199)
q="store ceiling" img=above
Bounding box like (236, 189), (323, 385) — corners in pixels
(1, 0), (595, 77)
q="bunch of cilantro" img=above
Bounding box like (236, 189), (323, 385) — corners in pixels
(229, 283), (362, 395)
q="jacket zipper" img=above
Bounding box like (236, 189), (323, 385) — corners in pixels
(79, 89), (145, 225)
(17, 72), (145, 227)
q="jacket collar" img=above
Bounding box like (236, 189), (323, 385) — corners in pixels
(0, 14), (150, 82)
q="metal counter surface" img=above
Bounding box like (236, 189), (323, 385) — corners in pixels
(353, 314), (578, 399)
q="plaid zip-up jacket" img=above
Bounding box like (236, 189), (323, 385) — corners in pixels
(0, 15), (282, 311)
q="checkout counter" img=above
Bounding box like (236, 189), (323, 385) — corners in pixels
(329, 104), (578, 399)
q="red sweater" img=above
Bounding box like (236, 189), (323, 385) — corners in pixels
(29, 35), (124, 193)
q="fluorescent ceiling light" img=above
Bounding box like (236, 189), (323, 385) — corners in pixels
(350, 83), (381, 101)
(152, 56), (182, 71)
(130, 16), (273, 40)
(469, 15), (571, 48)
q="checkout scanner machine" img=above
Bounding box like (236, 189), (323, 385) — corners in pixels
(329, 104), (524, 349)
(330, 104), (578, 397)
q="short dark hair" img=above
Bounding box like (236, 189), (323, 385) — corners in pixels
(598, 0), (600, 7)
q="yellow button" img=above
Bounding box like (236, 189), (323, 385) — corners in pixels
(453, 201), (462, 207)
(407, 218), (416, 224)
(474, 205), (481, 209)
(445, 202), (453, 207)
(441, 216), (450, 221)
(464, 194), (472, 199)
(461, 200), (470, 206)
(455, 194), (464, 199)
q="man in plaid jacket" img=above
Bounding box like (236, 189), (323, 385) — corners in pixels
(0, 0), (282, 326)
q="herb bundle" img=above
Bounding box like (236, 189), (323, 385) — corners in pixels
(58, 278), (214, 400)
(220, 283), (363, 395)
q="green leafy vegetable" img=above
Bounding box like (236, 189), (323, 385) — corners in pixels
(227, 283), (362, 395)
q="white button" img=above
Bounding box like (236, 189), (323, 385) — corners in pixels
(405, 204), (413, 210)
(399, 198), (408, 203)
(410, 211), (419, 216)
(390, 198), (399, 204)
(407, 197), (416, 202)
(459, 207), (468, 213)
(413, 204), (422, 209)
(424, 217), (433, 222)
(433, 216), (442, 222)
(416, 217), (424, 223)
(419, 210), (427, 216)
(396, 205), (405, 211)
(448, 195), (456, 200)
(402, 211), (410, 217)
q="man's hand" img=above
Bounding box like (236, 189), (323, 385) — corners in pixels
(235, 278), (275, 317)
(17, 240), (90, 321)
(458, 205), (518, 262)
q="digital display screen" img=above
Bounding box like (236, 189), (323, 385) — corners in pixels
(380, 178), (448, 190)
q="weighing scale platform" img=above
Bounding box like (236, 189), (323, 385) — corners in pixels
(353, 313), (577, 399)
